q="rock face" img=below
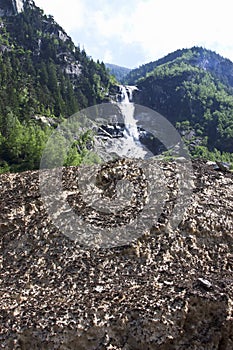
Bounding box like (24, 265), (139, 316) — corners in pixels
(0, 0), (25, 16)
(12, 0), (24, 13)
(0, 160), (232, 349)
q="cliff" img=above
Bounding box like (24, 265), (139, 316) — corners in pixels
(0, 160), (232, 349)
(0, 0), (28, 16)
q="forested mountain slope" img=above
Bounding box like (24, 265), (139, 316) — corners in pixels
(125, 47), (233, 88)
(0, 0), (116, 172)
(105, 63), (131, 82)
(125, 47), (233, 163)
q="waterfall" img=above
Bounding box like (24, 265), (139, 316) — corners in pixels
(119, 86), (129, 103)
(119, 85), (139, 141)
(96, 85), (149, 159)
(116, 85), (148, 159)
(13, 0), (24, 13)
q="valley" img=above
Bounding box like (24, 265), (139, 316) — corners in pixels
(0, 1), (232, 349)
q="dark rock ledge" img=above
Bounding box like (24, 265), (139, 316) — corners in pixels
(0, 160), (232, 349)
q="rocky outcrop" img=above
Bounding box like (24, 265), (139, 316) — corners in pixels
(0, 160), (232, 349)
(0, 0), (25, 16)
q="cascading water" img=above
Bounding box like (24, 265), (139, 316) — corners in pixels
(104, 85), (148, 159)
(119, 86), (139, 140)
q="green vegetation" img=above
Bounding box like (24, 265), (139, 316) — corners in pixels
(41, 127), (100, 170)
(125, 47), (233, 165)
(1, 3), (232, 174)
(0, 1), (116, 173)
(105, 63), (131, 83)
(125, 47), (233, 88)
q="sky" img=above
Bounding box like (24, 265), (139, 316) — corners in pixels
(35, 0), (233, 68)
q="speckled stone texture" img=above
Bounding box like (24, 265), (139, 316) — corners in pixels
(0, 160), (232, 349)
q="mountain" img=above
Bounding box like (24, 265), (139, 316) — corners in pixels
(125, 46), (233, 88)
(105, 63), (131, 82)
(0, 0), (116, 172)
(124, 47), (233, 163)
(0, 3), (232, 173)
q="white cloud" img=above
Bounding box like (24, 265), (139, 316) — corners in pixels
(102, 49), (113, 63)
(35, 0), (86, 31)
(122, 0), (233, 62)
(35, 0), (233, 66)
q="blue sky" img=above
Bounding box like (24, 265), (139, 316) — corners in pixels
(36, 0), (233, 68)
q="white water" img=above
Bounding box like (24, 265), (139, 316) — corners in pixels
(14, 0), (24, 13)
(105, 85), (148, 159)
(120, 86), (139, 140)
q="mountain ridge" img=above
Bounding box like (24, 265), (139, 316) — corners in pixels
(105, 63), (131, 83)
(125, 46), (233, 89)
(0, 0), (232, 172)
(124, 47), (233, 163)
